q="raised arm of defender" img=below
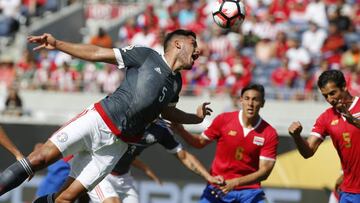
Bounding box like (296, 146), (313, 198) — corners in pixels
(27, 33), (117, 64)
(288, 121), (323, 159)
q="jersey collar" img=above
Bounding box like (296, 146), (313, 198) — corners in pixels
(161, 54), (176, 75)
(349, 96), (359, 111)
(238, 110), (262, 130)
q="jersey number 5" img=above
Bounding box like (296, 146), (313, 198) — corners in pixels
(159, 87), (168, 102)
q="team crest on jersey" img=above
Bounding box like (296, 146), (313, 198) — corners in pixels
(331, 119), (339, 126)
(253, 136), (265, 146)
(56, 132), (68, 143)
(228, 130), (237, 136)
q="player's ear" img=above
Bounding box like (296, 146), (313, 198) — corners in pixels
(261, 99), (265, 108)
(174, 39), (182, 49)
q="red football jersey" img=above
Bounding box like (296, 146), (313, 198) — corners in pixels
(311, 96), (360, 193)
(203, 111), (278, 190)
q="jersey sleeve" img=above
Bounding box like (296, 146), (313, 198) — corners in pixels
(113, 46), (153, 69)
(202, 114), (224, 140)
(260, 129), (278, 161)
(152, 120), (182, 153)
(311, 112), (328, 140)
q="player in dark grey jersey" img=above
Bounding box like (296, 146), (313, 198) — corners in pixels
(0, 29), (221, 203)
(88, 119), (219, 203)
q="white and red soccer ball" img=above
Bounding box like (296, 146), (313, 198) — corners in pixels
(211, 0), (246, 29)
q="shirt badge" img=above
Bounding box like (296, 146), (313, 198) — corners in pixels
(253, 136), (265, 146)
(331, 119), (339, 126)
(228, 130), (237, 136)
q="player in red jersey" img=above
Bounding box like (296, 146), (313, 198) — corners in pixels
(172, 84), (279, 203)
(289, 69), (360, 203)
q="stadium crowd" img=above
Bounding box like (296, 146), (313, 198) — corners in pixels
(0, 0), (359, 101)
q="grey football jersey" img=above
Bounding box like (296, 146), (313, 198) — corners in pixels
(97, 46), (182, 138)
(111, 119), (182, 175)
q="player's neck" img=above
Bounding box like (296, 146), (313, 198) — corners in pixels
(163, 52), (177, 72)
(241, 114), (260, 129)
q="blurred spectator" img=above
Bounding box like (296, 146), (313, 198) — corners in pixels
(90, 27), (113, 48)
(0, 0), (21, 36)
(305, 0), (328, 28)
(271, 57), (298, 100)
(178, 0), (196, 28)
(301, 21), (327, 57)
(136, 4), (159, 31)
(329, 7), (352, 33)
(3, 86), (23, 116)
(96, 64), (124, 94)
(118, 18), (138, 47)
(49, 62), (81, 92)
(268, 0), (290, 23)
(321, 23), (346, 68)
(286, 37), (311, 73)
(130, 25), (156, 47)
(0, 56), (16, 88)
(273, 31), (289, 59)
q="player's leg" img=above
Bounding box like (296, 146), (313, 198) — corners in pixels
(112, 173), (139, 203)
(88, 175), (120, 203)
(53, 116), (127, 203)
(0, 107), (95, 196)
(0, 140), (62, 196)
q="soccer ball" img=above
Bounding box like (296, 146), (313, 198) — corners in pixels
(211, 0), (246, 29)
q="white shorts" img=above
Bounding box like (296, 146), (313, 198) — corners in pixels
(49, 105), (128, 191)
(88, 172), (139, 203)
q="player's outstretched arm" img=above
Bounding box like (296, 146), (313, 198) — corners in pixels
(132, 157), (162, 185)
(27, 33), (117, 64)
(220, 159), (275, 194)
(175, 150), (223, 185)
(288, 121), (322, 158)
(0, 126), (24, 160)
(161, 102), (212, 124)
(170, 123), (210, 148)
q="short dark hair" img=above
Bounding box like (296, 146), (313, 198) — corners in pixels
(317, 70), (346, 89)
(241, 84), (265, 101)
(163, 29), (196, 52)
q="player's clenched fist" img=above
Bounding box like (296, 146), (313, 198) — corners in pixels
(288, 121), (303, 137)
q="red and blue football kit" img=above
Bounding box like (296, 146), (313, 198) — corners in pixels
(311, 96), (360, 194)
(202, 110), (279, 190)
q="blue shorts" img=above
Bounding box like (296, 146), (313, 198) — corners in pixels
(340, 191), (360, 203)
(35, 160), (70, 197)
(199, 184), (266, 203)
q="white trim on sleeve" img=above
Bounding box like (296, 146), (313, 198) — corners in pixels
(167, 144), (183, 154)
(200, 133), (211, 140)
(113, 48), (125, 69)
(259, 156), (276, 162)
(310, 132), (324, 140)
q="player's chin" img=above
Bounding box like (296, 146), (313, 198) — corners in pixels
(183, 65), (193, 70)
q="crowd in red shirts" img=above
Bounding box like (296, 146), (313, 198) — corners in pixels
(1, 0), (359, 101)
